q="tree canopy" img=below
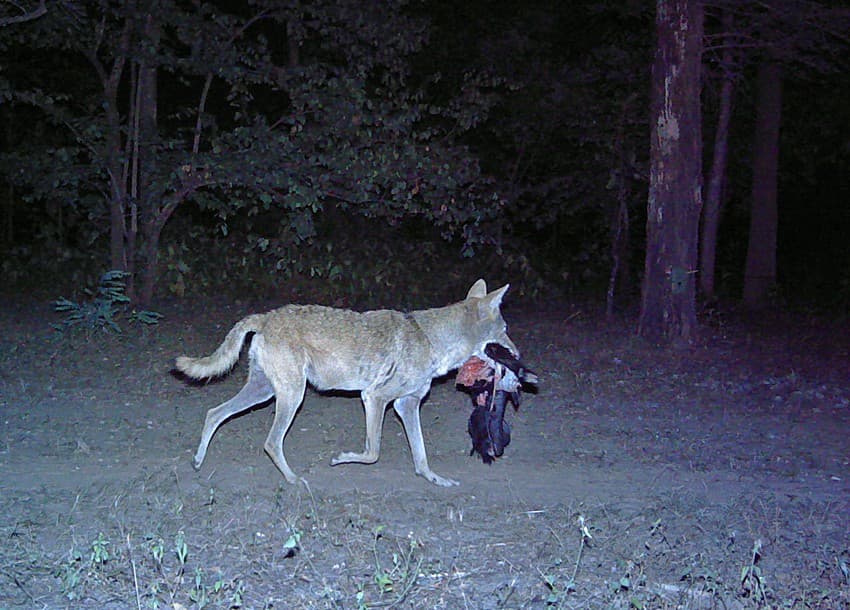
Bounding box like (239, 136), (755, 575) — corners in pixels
(2, 0), (849, 315)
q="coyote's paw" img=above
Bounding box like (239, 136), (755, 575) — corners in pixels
(422, 471), (459, 487)
(330, 450), (380, 465)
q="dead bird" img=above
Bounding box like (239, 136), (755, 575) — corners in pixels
(457, 342), (537, 463)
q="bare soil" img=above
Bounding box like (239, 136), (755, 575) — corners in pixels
(1, 293), (849, 609)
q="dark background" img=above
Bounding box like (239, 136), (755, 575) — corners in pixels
(1, 0), (848, 311)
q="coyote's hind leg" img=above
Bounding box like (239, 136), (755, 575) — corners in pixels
(193, 359), (274, 470)
(260, 351), (308, 484)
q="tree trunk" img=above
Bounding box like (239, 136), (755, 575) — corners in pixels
(138, 224), (161, 306)
(134, 11), (160, 307)
(638, 0), (703, 343)
(699, 11), (735, 301)
(607, 94), (637, 317)
(743, 61), (782, 309)
(2, 108), (13, 244)
(106, 83), (127, 274)
(96, 23), (131, 277)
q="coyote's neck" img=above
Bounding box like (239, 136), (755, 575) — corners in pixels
(409, 303), (472, 376)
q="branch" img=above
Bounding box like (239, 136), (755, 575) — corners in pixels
(229, 7), (274, 43)
(0, 0), (46, 27)
(192, 73), (213, 155)
(154, 165), (219, 228)
(189, 7), (274, 155)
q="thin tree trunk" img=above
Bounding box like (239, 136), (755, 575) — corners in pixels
(3, 108), (13, 244)
(92, 21), (131, 275)
(606, 95), (636, 317)
(135, 11), (160, 306)
(699, 12), (735, 301)
(139, 227), (161, 306)
(638, 0), (704, 343)
(2, 182), (11, 245)
(743, 61), (782, 309)
(106, 84), (127, 274)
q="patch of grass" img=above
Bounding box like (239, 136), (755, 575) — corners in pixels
(45, 528), (246, 609)
(3, 486), (849, 609)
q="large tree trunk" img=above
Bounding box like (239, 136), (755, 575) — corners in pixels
(699, 11), (735, 301)
(638, 0), (704, 343)
(743, 61), (782, 309)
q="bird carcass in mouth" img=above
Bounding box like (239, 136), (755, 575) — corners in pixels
(456, 343), (538, 463)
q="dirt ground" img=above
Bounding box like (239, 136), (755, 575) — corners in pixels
(1, 291), (849, 609)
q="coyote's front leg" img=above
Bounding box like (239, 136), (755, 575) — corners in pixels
(330, 394), (387, 466)
(393, 395), (459, 487)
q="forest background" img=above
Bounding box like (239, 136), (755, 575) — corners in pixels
(1, 0), (849, 336)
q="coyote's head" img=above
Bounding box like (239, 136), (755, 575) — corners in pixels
(463, 279), (519, 360)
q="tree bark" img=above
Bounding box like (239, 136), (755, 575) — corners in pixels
(743, 61), (782, 309)
(638, 0), (704, 343)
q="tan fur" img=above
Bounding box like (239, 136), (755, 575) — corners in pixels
(175, 279), (518, 487)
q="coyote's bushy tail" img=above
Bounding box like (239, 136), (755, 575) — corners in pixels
(175, 314), (264, 379)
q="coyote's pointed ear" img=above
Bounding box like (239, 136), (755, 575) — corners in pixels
(466, 278), (488, 300)
(490, 284), (509, 309)
(478, 283), (509, 317)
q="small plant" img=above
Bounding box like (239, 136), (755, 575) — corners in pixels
(539, 514), (592, 606)
(55, 533), (112, 600)
(282, 528), (302, 559)
(168, 530), (189, 603)
(150, 537), (165, 568)
(355, 583), (368, 610)
(52, 270), (162, 333)
(90, 532), (110, 567)
(53, 270), (130, 332)
(174, 530), (188, 567)
(189, 566), (208, 607)
(56, 549), (85, 600)
(539, 569), (566, 606)
(740, 539), (767, 604)
(229, 579), (245, 608)
(834, 551), (850, 586)
(129, 309), (164, 325)
(367, 526), (422, 606)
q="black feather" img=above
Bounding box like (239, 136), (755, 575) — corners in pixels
(468, 389), (512, 464)
(484, 343), (538, 386)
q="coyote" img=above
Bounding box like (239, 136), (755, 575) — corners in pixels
(176, 279), (520, 487)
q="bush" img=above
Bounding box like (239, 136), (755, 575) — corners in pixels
(52, 270), (162, 333)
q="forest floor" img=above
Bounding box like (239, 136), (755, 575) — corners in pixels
(1, 290), (849, 609)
